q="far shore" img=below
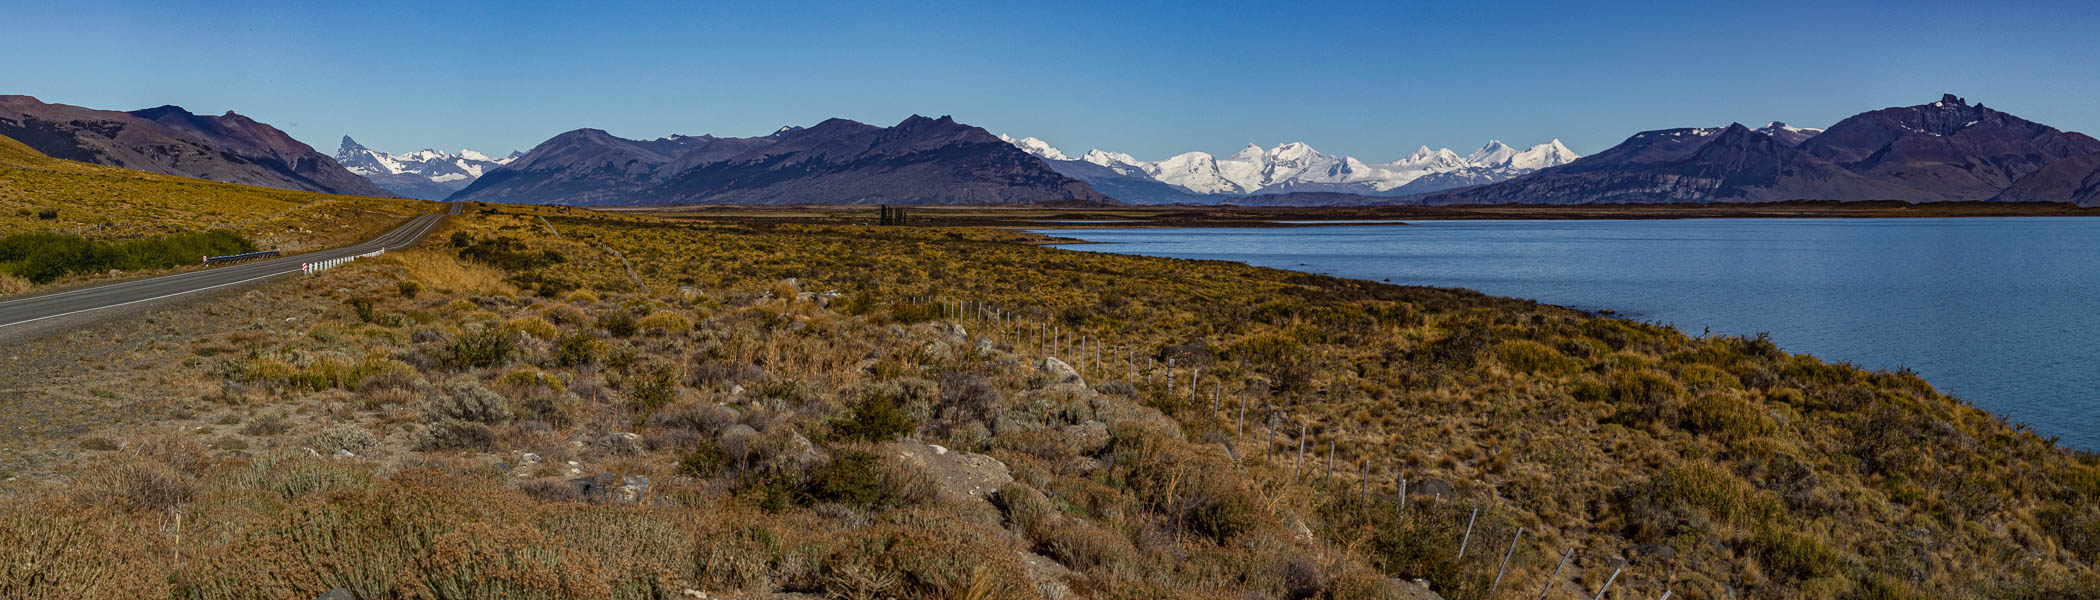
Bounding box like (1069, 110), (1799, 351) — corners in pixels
(607, 200), (2100, 229)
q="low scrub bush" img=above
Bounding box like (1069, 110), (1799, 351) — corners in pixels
(419, 419), (496, 451)
(804, 452), (898, 509)
(440, 327), (516, 370)
(830, 393), (914, 442)
(1493, 340), (1580, 375)
(307, 424), (380, 455)
(635, 310), (692, 333)
(70, 457), (195, 512)
(1683, 392), (1775, 438)
(426, 378), (512, 424)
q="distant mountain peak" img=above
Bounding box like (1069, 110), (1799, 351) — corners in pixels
(998, 134), (1071, 162)
(1430, 94), (2100, 206)
(997, 132), (1581, 202)
(334, 135), (519, 200)
(451, 115), (1108, 206)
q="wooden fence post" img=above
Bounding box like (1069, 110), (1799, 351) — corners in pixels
(1591, 568), (1622, 600)
(1488, 527), (1526, 598)
(1325, 439), (1335, 483)
(1397, 473), (1407, 516)
(1537, 548), (1574, 600)
(1359, 458), (1369, 498)
(1457, 505), (1480, 559)
(1166, 358), (1175, 395)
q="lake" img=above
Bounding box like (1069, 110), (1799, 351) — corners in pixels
(1040, 218), (2100, 450)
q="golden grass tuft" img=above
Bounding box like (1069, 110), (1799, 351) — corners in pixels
(389, 247), (515, 296)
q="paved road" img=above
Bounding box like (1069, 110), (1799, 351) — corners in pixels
(0, 205), (453, 338)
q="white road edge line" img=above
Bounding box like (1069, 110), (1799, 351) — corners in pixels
(0, 212), (440, 329)
(0, 268), (297, 330)
(0, 214), (433, 309)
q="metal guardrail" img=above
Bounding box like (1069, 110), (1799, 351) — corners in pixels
(302, 248), (385, 275)
(202, 250), (280, 264)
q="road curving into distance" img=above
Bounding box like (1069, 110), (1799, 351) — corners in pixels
(0, 204), (455, 340)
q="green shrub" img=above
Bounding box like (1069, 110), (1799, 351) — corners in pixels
(503, 316), (559, 340)
(0, 230), (256, 283)
(441, 327), (515, 370)
(634, 310), (691, 333)
(627, 363), (680, 412)
(1663, 460), (1778, 524)
(677, 441), (730, 478)
(599, 312), (639, 338)
(1682, 392), (1775, 438)
(831, 393), (913, 442)
(454, 234), (566, 271)
(805, 452), (893, 509)
(397, 280), (423, 298)
(1754, 527), (1842, 580)
(1493, 340), (1580, 375)
(889, 301), (942, 324)
(555, 333), (605, 367)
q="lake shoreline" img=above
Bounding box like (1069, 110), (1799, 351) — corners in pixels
(627, 199), (2100, 229)
(1039, 218), (2100, 451)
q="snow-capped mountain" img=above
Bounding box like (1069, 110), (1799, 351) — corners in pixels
(335, 136), (522, 200)
(998, 135), (1581, 203)
(996, 134), (1069, 162)
(1753, 121), (1823, 146)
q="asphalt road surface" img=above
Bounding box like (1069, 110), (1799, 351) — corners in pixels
(0, 206), (452, 340)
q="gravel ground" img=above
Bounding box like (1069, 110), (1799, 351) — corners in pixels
(0, 275), (335, 493)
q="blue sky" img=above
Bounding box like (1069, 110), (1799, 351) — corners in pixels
(5, 0), (2097, 161)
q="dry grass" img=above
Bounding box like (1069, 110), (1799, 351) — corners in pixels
(0, 134), (438, 297)
(3, 203), (2097, 599)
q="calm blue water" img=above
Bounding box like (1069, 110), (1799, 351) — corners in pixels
(1041, 218), (2100, 450)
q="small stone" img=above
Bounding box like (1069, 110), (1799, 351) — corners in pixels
(1624, 543), (1676, 564)
(617, 475), (651, 503)
(520, 452), (542, 465)
(1036, 357), (1084, 387)
(1062, 420), (1110, 453)
(316, 588), (356, 600)
(331, 449), (354, 458)
(718, 424), (759, 449)
(1408, 478), (1456, 499)
(599, 432), (644, 455)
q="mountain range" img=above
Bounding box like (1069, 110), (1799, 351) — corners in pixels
(448, 115), (1108, 205)
(1425, 94), (2100, 205)
(7, 92), (2100, 207)
(996, 134), (1581, 204)
(0, 95), (390, 196)
(335, 137), (520, 200)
